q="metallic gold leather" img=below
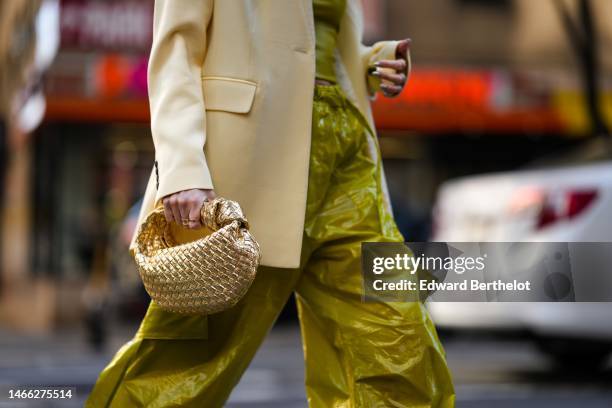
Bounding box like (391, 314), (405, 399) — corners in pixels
(133, 197), (260, 314)
(86, 84), (455, 408)
(313, 0), (346, 83)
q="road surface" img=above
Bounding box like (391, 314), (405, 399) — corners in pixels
(0, 323), (610, 407)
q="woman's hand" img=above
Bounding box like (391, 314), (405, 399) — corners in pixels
(162, 188), (217, 229)
(371, 38), (411, 98)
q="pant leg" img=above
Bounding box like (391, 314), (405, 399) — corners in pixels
(86, 265), (301, 408)
(295, 85), (455, 407)
(296, 240), (455, 408)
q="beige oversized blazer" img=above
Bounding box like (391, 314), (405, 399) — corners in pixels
(131, 0), (409, 268)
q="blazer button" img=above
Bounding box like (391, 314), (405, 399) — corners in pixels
(154, 160), (159, 190)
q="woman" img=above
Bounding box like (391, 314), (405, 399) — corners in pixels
(87, 0), (455, 406)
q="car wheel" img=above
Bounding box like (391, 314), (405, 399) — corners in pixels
(535, 337), (612, 371)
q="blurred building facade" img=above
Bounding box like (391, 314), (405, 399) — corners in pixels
(384, 0), (612, 71)
(1, 0), (611, 332)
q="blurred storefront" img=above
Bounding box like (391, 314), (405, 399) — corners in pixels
(1, 0), (154, 332)
(1, 0), (611, 332)
(374, 0), (612, 241)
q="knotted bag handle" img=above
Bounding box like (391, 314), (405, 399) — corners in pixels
(199, 197), (250, 231)
(137, 197), (250, 252)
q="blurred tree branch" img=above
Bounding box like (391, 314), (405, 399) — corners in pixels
(553, 0), (609, 137)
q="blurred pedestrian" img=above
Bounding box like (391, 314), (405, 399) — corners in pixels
(87, 1), (455, 407)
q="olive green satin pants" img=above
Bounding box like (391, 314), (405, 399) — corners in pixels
(86, 84), (455, 408)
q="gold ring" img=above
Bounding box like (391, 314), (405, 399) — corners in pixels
(181, 218), (189, 226)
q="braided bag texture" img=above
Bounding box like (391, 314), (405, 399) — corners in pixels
(134, 197), (260, 314)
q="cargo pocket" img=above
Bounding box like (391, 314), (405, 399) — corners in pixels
(135, 301), (208, 340)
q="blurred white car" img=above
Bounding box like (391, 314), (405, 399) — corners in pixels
(429, 158), (612, 368)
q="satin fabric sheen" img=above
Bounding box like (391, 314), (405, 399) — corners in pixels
(85, 85), (455, 407)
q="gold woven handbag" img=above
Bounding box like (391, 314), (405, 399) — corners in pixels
(133, 197), (260, 314)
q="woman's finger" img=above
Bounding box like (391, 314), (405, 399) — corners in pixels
(381, 83), (402, 96)
(204, 189), (217, 201)
(375, 59), (407, 72)
(162, 197), (175, 223)
(373, 70), (406, 86)
(395, 38), (412, 60)
(187, 197), (204, 229)
(168, 195), (182, 226)
(178, 193), (191, 227)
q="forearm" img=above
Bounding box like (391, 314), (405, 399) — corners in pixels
(148, 0), (214, 205)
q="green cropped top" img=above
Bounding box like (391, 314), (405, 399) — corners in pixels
(313, 0), (346, 83)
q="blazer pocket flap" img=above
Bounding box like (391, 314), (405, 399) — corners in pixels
(202, 77), (257, 114)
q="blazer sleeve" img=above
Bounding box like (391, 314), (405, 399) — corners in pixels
(360, 40), (411, 100)
(147, 0), (214, 206)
